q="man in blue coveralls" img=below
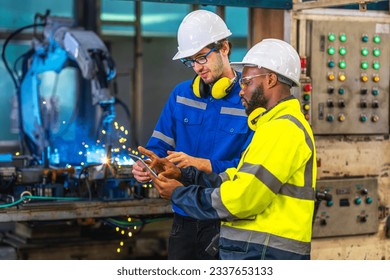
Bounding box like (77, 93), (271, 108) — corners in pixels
(132, 10), (252, 260)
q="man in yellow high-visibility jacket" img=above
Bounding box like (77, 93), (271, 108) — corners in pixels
(142, 39), (317, 260)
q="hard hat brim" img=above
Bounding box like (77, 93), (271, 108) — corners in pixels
(172, 46), (204, 60)
(230, 62), (258, 72)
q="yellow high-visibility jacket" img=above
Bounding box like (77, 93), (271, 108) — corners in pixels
(172, 96), (317, 259)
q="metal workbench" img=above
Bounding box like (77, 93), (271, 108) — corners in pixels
(0, 198), (172, 222)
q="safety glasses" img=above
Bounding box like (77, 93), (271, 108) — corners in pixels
(239, 73), (269, 89)
(181, 48), (216, 68)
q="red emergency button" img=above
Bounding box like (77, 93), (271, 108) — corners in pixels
(303, 84), (312, 92)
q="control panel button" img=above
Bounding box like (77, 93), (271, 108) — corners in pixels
(371, 115), (379, 122)
(373, 48), (380, 57)
(354, 197), (362, 205)
(327, 47), (335, 55)
(338, 113), (346, 122)
(328, 33), (336, 42)
(326, 114), (334, 122)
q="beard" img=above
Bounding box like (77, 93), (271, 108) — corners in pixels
(244, 84), (268, 115)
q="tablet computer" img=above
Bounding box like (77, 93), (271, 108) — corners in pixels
(128, 154), (158, 177)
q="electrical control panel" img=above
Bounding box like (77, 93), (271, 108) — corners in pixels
(309, 21), (389, 134)
(312, 177), (379, 238)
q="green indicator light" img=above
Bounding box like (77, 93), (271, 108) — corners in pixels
(373, 35), (381, 43)
(328, 61), (335, 68)
(328, 33), (336, 42)
(372, 89), (379, 96)
(373, 62), (380, 70)
(327, 47), (335, 55)
(339, 34), (347, 42)
(355, 197), (362, 205)
(362, 35), (369, 42)
(339, 61), (346, 69)
(361, 61), (369, 70)
(339, 47), (347, 56)
(361, 48), (369, 56)
(373, 49), (380, 57)
(339, 88), (345, 95)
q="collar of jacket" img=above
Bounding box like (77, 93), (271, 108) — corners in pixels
(247, 95), (298, 131)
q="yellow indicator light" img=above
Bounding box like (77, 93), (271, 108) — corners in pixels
(338, 114), (346, 122)
(372, 115), (379, 123)
(361, 75), (368, 82)
(328, 73), (335, 81)
(303, 104), (310, 111)
(339, 74), (346, 82)
(373, 75), (380, 83)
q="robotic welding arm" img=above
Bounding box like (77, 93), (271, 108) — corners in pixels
(18, 16), (116, 164)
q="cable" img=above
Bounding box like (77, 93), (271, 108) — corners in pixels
(0, 195), (83, 209)
(1, 23), (45, 89)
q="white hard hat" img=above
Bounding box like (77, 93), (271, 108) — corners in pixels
(172, 10), (232, 60)
(231, 39), (301, 87)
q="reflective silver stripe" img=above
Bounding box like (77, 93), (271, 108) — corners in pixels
(282, 183), (315, 200)
(276, 115), (315, 201)
(236, 113), (316, 201)
(151, 130), (176, 148)
(238, 163), (282, 194)
(219, 172), (229, 183)
(220, 107), (247, 117)
(211, 188), (238, 220)
(177, 96), (207, 110)
(221, 225), (311, 255)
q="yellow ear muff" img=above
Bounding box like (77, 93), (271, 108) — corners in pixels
(192, 74), (237, 99)
(247, 107), (266, 131)
(192, 75), (202, 98)
(211, 77), (232, 99)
